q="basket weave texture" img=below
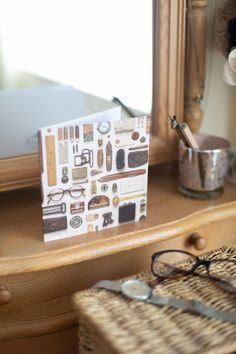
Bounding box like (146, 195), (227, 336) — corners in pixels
(74, 246), (236, 354)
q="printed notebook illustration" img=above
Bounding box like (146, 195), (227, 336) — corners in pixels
(38, 107), (150, 241)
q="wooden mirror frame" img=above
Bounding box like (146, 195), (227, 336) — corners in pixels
(0, 0), (207, 191)
(150, 0), (186, 165)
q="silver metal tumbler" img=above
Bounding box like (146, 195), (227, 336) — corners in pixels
(179, 134), (230, 199)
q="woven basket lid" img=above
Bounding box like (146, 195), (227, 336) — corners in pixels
(215, 0), (236, 58)
(74, 246), (236, 354)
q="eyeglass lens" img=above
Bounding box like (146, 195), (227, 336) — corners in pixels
(48, 188), (64, 202)
(152, 251), (197, 277)
(69, 186), (85, 198)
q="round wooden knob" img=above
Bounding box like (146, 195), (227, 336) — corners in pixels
(188, 232), (207, 251)
(0, 285), (11, 305)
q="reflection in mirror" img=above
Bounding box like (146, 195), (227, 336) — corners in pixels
(0, 0), (187, 191)
(0, 0), (152, 158)
(200, 0), (236, 148)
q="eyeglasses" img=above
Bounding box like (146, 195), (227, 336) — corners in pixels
(151, 249), (236, 295)
(47, 186), (85, 204)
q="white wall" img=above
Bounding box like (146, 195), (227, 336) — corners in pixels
(200, 0), (236, 148)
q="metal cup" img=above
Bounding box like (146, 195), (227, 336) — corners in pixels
(179, 134), (230, 199)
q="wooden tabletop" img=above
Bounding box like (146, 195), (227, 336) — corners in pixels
(0, 163), (236, 275)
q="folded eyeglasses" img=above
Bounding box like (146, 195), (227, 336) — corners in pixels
(151, 249), (236, 295)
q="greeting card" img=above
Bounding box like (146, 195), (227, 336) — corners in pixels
(38, 107), (150, 241)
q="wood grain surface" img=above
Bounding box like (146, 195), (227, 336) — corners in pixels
(0, 327), (78, 354)
(0, 164), (236, 276)
(0, 162), (235, 353)
(184, 0), (208, 132)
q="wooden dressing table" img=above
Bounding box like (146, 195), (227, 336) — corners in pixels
(0, 164), (236, 354)
(1, 1), (232, 353)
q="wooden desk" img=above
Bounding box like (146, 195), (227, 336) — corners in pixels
(0, 164), (236, 353)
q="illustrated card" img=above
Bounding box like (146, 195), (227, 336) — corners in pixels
(38, 107), (150, 241)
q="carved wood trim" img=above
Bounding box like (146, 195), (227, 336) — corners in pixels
(151, 0), (186, 160)
(184, 0), (208, 132)
(0, 154), (40, 191)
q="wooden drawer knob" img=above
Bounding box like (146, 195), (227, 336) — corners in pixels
(188, 232), (207, 251)
(0, 285), (11, 305)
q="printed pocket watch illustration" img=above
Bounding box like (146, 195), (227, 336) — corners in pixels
(97, 121), (111, 134)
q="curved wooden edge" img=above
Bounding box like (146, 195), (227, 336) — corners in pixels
(1, 200), (236, 276)
(0, 296), (77, 341)
(0, 313), (77, 342)
(0, 154), (40, 192)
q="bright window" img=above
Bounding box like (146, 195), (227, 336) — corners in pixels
(0, 0), (152, 113)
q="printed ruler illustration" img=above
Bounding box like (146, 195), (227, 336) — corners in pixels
(38, 107), (150, 241)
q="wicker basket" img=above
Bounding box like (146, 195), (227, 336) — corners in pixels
(74, 246), (236, 354)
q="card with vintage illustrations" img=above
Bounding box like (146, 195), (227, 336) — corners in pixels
(38, 107), (150, 241)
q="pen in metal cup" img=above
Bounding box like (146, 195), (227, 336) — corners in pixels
(168, 116), (199, 149)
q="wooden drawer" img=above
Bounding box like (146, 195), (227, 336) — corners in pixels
(0, 215), (235, 314)
(0, 215), (235, 350)
(1, 162), (236, 353)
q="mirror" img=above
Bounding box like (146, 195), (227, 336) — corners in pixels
(200, 0), (236, 149)
(0, 0), (187, 191)
(0, 0), (152, 159)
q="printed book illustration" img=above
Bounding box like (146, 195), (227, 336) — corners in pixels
(38, 107), (150, 241)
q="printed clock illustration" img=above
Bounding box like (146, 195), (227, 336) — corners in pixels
(97, 121), (111, 134)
